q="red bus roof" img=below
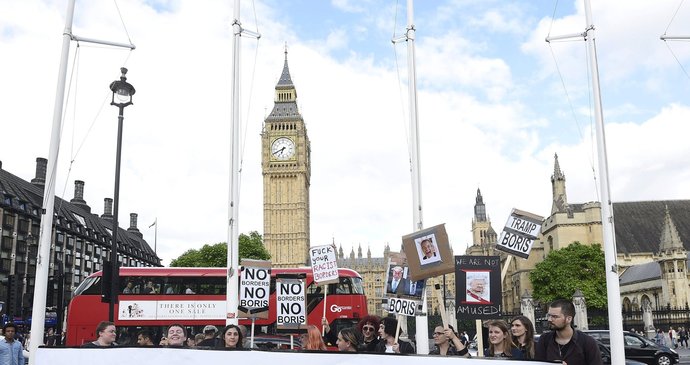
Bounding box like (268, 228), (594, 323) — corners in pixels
(88, 266), (362, 278)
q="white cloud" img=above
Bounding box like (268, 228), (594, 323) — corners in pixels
(1, 0), (688, 266)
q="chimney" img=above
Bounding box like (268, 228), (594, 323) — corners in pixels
(101, 198), (113, 219)
(70, 180), (91, 213)
(127, 213), (143, 237)
(31, 157), (47, 187)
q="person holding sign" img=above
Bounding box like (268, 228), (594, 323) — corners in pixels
(485, 320), (523, 359)
(429, 325), (469, 356)
(375, 317), (414, 354)
(217, 325), (244, 349)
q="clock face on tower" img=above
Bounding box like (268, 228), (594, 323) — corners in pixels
(271, 137), (295, 160)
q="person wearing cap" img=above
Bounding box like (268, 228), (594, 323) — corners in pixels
(197, 325), (219, 347)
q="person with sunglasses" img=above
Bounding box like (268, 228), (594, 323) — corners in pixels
(356, 315), (381, 352)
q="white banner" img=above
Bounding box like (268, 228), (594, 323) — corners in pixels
(35, 347), (548, 365)
(276, 278), (306, 330)
(118, 300), (225, 321)
(309, 244), (339, 284)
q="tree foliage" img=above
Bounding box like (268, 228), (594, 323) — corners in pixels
(170, 231), (270, 267)
(529, 242), (607, 309)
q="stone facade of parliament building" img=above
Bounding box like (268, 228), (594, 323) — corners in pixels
(259, 51), (690, 317)
(335, 154), (690, 317)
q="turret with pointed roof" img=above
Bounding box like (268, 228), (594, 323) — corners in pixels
(551, 153), (569, 214)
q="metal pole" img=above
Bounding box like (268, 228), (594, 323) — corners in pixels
(226, 0), (241, 326)
(403, 0), (428, 354)
(28, 0), (75, 361)
(109, 108), (125, 321)
(583, 0), (624, 363)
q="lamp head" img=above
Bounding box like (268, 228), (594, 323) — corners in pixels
(110, 67), (136, 107)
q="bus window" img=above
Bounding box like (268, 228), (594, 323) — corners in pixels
(74, 276), (99, 296)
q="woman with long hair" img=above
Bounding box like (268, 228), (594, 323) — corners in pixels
(302, 325), (327, 351)
(511, 315), (535, 359)
(374, 316), (414, 354)
(218, 324), (244, 349)
(336, 327), (362, 352)
(356, 315), (381, 352)
(485, 320), (523, 359)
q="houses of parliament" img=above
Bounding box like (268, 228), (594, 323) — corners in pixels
(262, 53), (690, 316)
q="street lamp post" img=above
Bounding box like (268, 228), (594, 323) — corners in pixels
(108, 67), (135, 321)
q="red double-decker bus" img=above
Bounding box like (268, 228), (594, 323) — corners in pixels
(65, 267), (367, 346)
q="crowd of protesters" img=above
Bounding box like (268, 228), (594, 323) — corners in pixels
(2, 297), (653, 365)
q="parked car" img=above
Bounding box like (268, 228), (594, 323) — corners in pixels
(249, 335), (302, 350)
(597, 339), (647, 365)
(582, 330), (679, 365)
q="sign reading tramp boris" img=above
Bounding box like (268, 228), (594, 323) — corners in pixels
(239, 259), (271, 319)
(496, 209), (544, 259)
(276, 278), (307, 331)
(455, 255), (502, 320)
(310, 244), (339, 284)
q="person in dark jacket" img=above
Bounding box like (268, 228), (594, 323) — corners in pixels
(357, 315), (381, 352)
(535, 299), (602, 365)
(374, 316), (414, 354)
(429, 325), (469, 356)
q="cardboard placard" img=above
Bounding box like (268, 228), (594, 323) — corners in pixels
(402, 223), (455, 281)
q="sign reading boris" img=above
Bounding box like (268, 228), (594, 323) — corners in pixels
(310, 244), (339, 285)
(386, 297), (419, 316)
(239, 259), (271, 319)
(495, 209), (544, 259)
(276, 278), (307, 331)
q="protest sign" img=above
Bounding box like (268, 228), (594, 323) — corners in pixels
(402, 224), (455, 281)
(276, 277), (307, 331)
(455, 255), (502, 319)
(239, 259), (271, 319)
(496, 209), (543, 259)
(309, 244), (339, 285)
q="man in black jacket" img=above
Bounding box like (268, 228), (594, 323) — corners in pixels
(535, 299), (602, 365)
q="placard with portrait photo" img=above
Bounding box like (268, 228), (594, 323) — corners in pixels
(402, 223), (454, 281)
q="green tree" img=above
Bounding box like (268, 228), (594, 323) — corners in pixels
(170, 231), (270, 267)
(529, 242), (607, 309)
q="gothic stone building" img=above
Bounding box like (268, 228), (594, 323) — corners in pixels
(468, 154), (690, 313)
(0, 158), (160, 320)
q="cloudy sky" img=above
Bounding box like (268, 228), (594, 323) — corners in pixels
(1, 0), (689, 266)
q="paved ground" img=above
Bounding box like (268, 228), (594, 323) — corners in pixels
(673, 347), (690, 364)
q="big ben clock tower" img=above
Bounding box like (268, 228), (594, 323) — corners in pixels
(262, 50), (311, 267)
